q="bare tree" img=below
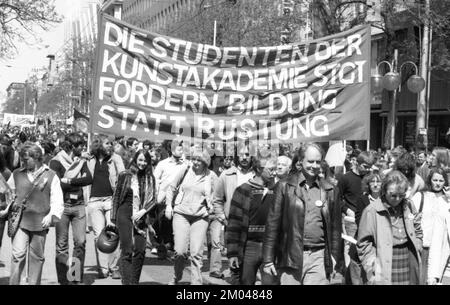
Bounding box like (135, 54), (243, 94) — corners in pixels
(162, 0), (307, 47)
(0, 0), (62, 58)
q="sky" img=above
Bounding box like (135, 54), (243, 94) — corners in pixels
(0, 0), (78, 105)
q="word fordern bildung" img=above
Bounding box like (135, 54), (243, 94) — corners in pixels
(91, 14), (371, 144)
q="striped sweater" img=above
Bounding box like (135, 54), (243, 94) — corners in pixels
(225, 178), (275, 260)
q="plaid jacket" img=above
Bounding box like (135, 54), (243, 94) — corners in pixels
(225, 179), (274, 260)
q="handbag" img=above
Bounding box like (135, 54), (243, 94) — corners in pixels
(7, 169), (49, 238)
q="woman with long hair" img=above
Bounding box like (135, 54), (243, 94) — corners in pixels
(418, 147), (450, 184)
(411, 167), (449, 285)
(427, 177), (450, 285)
(111, 149), (156, 285)
(357, 170), (422, 285)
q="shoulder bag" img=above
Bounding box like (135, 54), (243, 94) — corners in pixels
(173, 165), (190, 207)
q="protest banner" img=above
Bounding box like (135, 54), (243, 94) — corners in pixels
(3, 113), (35, 126)
(91, 13), (371, 150)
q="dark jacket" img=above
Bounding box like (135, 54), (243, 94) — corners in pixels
(225, 178), (275, 261)
(49, 159), (92, 205)
(111, 170), (156, 229)
(262, 172), (343, 278)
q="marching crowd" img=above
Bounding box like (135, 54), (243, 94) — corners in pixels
(0, 127), (450, 285)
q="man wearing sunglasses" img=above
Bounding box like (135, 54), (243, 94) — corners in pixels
(337, 150), (375, 284)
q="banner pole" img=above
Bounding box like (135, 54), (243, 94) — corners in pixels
(343, 140), (347, 174)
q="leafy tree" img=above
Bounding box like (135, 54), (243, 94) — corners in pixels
(158, 0), (308, 47)
(2, 82), (36, 115)
(0, 0), (62, 58)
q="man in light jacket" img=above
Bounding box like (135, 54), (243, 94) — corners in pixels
(210, 146), (254, 281)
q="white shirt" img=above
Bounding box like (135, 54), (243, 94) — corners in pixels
(7, 165), (64, 219)
(412, 191), (448, 248)
(236, 168), (254, 187)
(154, 156), (186, 204)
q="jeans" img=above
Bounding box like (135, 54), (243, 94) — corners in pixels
(87, 197), (120, 275)
(421, 247), (429, 286)
(10, 228), (47, 285)
(279, 249), (329, 285)
(117, 202), (146, 285)
(55, 204), (86, 284)
(241, 241), (278, 285)
(154, 204), (173, 256)
(172, 213), (209, 285)
(343, 214), (362, 284)
(209, 218), (223, 274)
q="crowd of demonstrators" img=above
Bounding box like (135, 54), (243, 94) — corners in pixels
(2, 125), (450, 285)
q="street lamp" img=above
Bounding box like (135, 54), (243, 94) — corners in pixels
(372, 60), (425, 93)
(372, 54), (426, 149)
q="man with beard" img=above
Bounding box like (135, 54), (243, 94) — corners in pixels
(210, 146), (255, 282)
(86, 134), (125, 279)
(49, 133), (92, 285)
(337, 151), (375, 284)
(153, 140), (186, 259)
(263, 143), (342, 285)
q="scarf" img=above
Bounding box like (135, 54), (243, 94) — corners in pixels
(52, 150), (73, 171)
(64, 159), (85, 179)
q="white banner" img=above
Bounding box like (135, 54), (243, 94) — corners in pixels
(3, 113), (35, 126)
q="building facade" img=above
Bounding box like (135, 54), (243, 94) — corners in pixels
(123, 0), (200, 33)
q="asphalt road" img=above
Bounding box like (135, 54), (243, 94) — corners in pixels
(0, 227), (230, 285)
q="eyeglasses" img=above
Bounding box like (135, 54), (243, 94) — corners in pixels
(369, 181), (381, 185)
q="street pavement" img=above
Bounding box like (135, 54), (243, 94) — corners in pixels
(0, 227), (230, 285)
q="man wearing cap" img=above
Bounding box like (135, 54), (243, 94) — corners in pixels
(153, 140), (186, 259)
(263, 143), (343, 285)
(210, 145), (255, 281)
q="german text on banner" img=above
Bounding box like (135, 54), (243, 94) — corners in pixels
(91, 14), (371, 144)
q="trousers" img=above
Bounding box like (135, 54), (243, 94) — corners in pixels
(10, 228), (47, 285)
(55, 204), (86, 284)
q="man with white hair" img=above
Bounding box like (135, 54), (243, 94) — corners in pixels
(275, 155), (292, 184)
